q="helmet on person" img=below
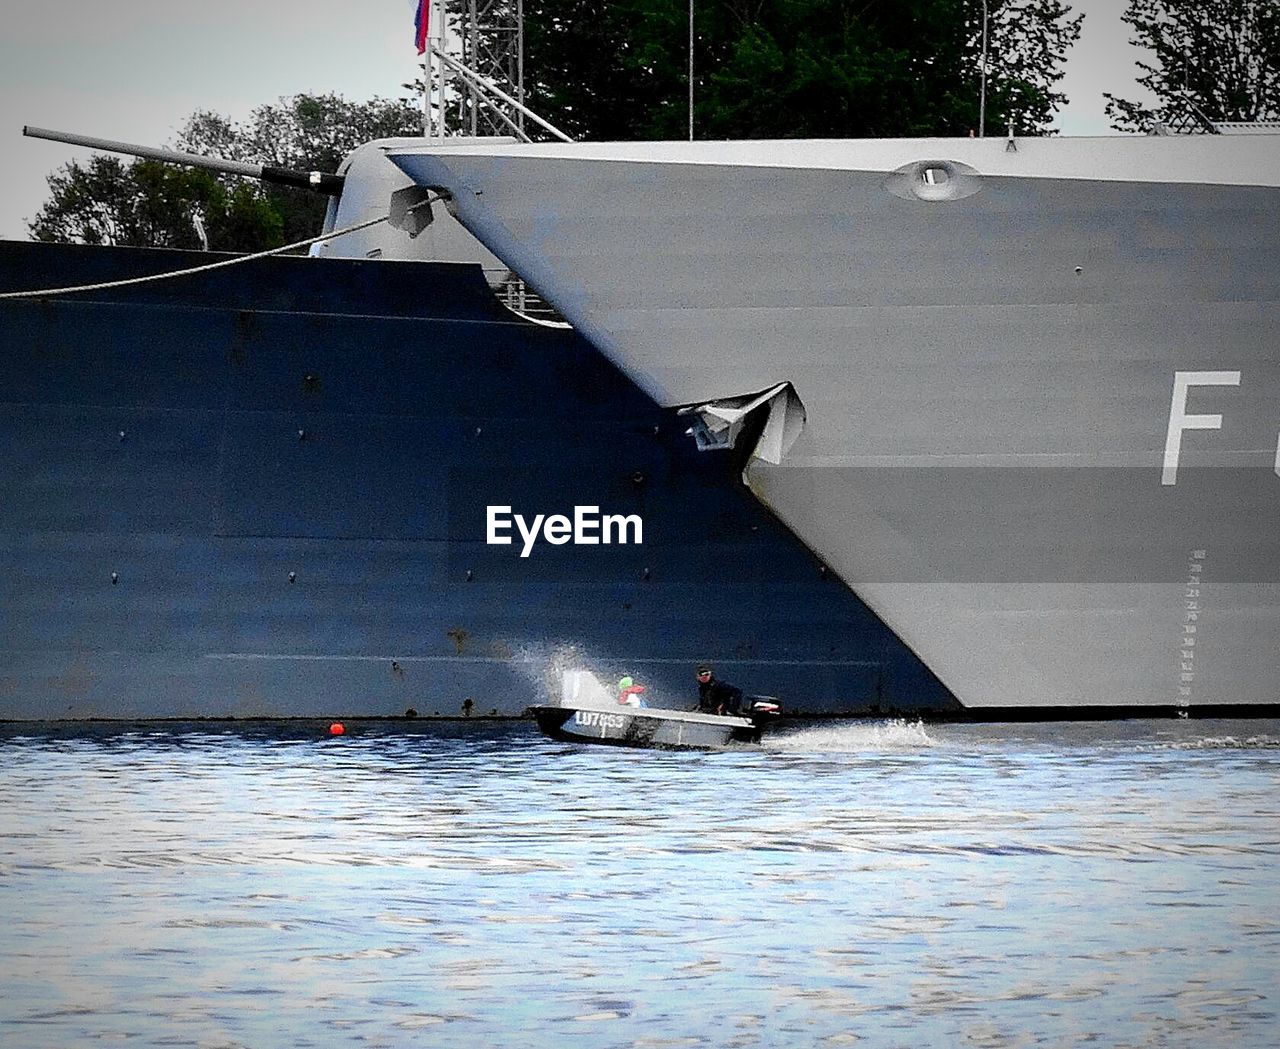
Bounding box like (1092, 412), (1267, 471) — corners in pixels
(618, 675), (634, 691)
(696, 665), (712, 682)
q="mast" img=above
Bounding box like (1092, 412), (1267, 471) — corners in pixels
(448, 0), (526, 138)
(429, 0), (448, 139)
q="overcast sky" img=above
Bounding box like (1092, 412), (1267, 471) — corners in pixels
(0, 0), (1153, 241)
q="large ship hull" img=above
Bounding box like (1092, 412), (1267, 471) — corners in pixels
(0, 240), (953, 719)
(389, 136), (1280, 712)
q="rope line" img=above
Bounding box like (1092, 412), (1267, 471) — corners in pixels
(0, 214), (391, 300)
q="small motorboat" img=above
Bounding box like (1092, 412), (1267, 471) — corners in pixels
(530, 671), (782, 750)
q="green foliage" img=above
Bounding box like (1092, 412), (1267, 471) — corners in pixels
(520, 0), (1083, 140)
(176, 94), (422, 245)
(1105, 0), (1280, 131)
(29, 93), (420, 251)
(28, 157), (282, 251)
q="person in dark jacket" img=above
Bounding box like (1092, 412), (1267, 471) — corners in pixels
(695, 664), (742, 715)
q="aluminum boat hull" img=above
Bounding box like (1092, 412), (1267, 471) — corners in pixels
(530, 704), (764, 749)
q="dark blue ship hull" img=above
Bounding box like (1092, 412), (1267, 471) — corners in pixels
(0, 241), (956, 719)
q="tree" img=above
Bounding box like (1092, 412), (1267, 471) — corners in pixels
(1105, 0), (1280, 131)
(984, 0), (1087, 133)
(175, 94), (422, 246)
(28, 156), (282, 251)
(517, 0), (1083, 141)
(29, 93), (421, 251)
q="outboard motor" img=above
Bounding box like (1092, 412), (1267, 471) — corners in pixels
(743, 696), (783, 740)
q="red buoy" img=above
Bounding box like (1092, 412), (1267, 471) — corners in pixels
(328, 722), (345, 736)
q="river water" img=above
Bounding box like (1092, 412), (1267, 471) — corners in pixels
(1, 718), (1277, 1048)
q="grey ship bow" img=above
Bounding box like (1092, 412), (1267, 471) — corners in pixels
(385, 132), (1280, 714)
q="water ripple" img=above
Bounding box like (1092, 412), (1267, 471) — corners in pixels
(0, 718), (1277, 1046)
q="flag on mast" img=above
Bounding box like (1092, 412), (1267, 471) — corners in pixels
(414, 0), (430, 54)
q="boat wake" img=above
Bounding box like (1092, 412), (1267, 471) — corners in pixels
(1152, 734), (1280, 750)
(763, 718), (936, 753)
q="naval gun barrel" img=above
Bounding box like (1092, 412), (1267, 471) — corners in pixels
(22, 125), (345, 196)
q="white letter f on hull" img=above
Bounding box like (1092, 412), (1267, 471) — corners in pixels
(1162, 371), (1241, 485)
